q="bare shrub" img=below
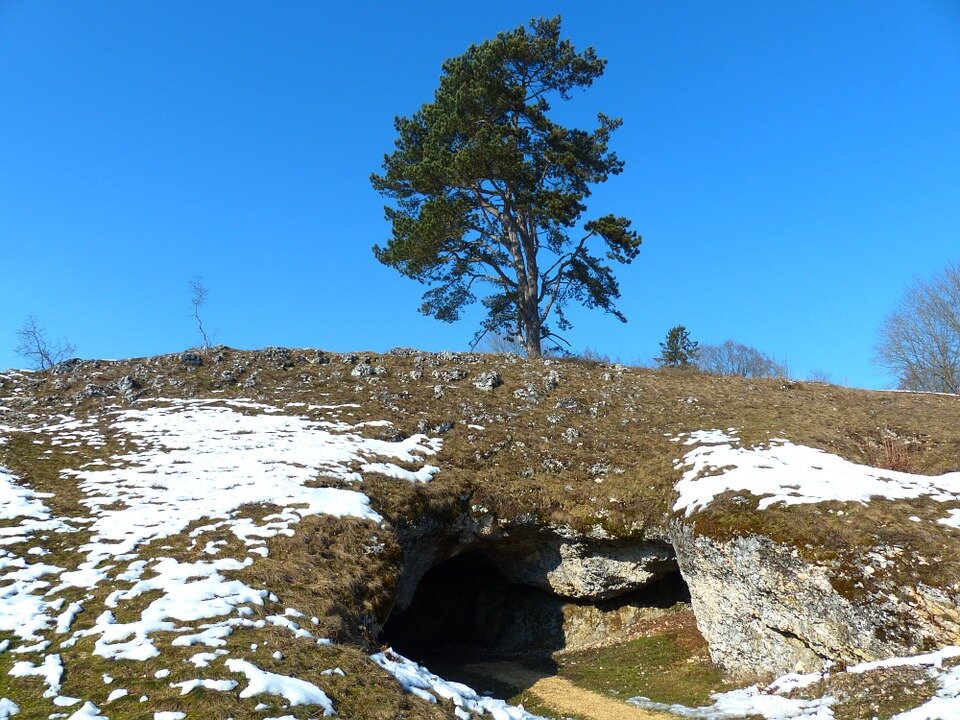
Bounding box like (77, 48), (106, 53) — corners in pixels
(877, 437), (913, 472)
(476, 330), (524, 356)
(189, 276), (212, 350)
(694, 339), (787, 379)
(14, 316), (77, 370)
(876, 263), (960, 393)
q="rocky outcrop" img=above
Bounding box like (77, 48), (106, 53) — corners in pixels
(670, 522), (960, 678)
(385, 515), (686, 659)
(391, 513), (677, 612)
(489, 535), (676, 601)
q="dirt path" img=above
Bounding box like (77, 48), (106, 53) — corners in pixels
(462, 661), (676, 720)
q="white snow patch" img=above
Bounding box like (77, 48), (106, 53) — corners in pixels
(66, 702), (107, 719)
(674, 430), (960, 516)
(361, 462), (440, 483)
(372, 650), (547, 719)
(628, 689), (836, 719)
(171, 678), (238, 694)
(106, 688), (128, 703)
(225, 658), (335, 714)
(848, 645), (960, 674)
(55, 602), (83, 634)
(8, 653), (63, 697)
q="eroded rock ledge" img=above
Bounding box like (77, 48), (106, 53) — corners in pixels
(386, 506), (960, 680)
(670, 522), (960, 678)
(390, 514), (676, 611)
(383, 513), (684, 659)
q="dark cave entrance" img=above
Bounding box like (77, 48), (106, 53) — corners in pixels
(381, 549), (691, 665)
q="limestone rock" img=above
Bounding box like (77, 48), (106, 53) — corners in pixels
(179, 352), (203, 367)
(669, 523), (959, 678)
(474, 371), (502, 391)
(495, 536), (677, 601)
(351, 361), (373, 378)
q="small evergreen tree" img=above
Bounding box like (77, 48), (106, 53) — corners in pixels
(657, 325), (698, 368)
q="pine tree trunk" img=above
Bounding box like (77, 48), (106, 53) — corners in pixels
(523, 305), (542, 358)
(525, 331), (542, 358)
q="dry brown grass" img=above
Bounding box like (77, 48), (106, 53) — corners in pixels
(3, 348), (960, 716)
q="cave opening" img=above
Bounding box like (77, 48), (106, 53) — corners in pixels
(381, 548), (691, 666)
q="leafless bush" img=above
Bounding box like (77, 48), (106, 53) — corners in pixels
(876, 263), (960, 393)
(694, 339), (788, 379)
(14, 316), (76, 370)
(189, 276), (211, 349)
(476, 330), (524, 356)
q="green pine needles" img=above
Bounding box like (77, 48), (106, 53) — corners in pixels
(371, 16), (641, 358)
(657, 325), (699, 368)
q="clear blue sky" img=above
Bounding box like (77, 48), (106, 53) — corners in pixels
(2, 2), (959, 388)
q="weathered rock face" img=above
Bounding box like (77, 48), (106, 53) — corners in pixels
(391, 513), (677, 613)
(391, 507), (960, 679)
(384, 537), (685, 660)
(670, 523), (960, 678)
(490, 535), (677, 601)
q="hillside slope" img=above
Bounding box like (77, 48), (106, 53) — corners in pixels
(2, 347), (960, 719)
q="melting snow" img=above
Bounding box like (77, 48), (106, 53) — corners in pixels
(373, 650), (547, 719)
(629, 688), (835, 719)
(0, 399), (444, 715)
(629, 645), (960, 720)
(225, 658), (335, 714)
(674, 430), (960, 516)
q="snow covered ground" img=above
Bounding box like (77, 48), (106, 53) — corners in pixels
(673, 429), (960, 522)
(629, 645), (960, 720)
(0, 398), (543, 718)
(5, 395), (960, 718)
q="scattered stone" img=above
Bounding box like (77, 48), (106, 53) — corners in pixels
(514, 386), (539, 401)
(433, 368), (466, 382)
(242, 372), (259, 389)
(474, 371), (502, 391)
(563, 428), (581, 442)
(351, 362), (374, 378)
(77, 384), (107, 400)
(433, 385), (444, 399)
(259, 347), (294, 368)
(180, 352), (203, 367)
(52, 358), (83, 374)
(115, 376), (142, 400)
(542, 457), (565, 473)
(543, 370), (561, 390)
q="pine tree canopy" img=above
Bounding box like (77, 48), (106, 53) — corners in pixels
(371, 16), (641, 358)
(657, 325), (699, 368)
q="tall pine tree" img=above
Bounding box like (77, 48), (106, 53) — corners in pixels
(371, 17), (641, 358)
